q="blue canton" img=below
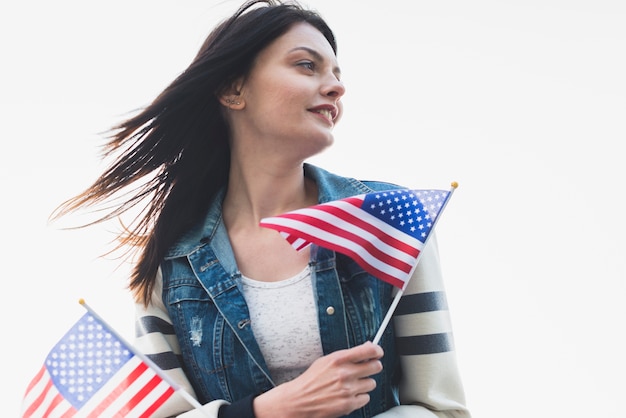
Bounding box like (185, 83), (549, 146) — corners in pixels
(45, 313), (133, 408)
(362, 189), (449, 243)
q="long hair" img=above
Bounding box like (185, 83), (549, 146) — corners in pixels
(52, 0), (337, 305)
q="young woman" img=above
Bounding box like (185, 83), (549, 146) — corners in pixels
(54, 1), (470, 417)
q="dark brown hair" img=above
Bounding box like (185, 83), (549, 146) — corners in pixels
(52, 0), (337, 305)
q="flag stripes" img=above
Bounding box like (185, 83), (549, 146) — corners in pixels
(22, 356), (174, 418)
(261, 196), (424, 288)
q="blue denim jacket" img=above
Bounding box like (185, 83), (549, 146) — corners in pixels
(160, 164), (404, 417)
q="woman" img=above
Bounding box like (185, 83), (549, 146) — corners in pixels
(54, 1), (470, 417)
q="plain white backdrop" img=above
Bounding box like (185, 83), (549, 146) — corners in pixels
(3, 1), (624, 416)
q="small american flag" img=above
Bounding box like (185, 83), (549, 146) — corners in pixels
(21, 312), (175, 418)
(260, 187), (454, 289)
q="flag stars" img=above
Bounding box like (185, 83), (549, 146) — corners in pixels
(359, 188), (449, 241)
(44, 314), (137, 408)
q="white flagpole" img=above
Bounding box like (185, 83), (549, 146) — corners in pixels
(372, 182), (457, 345)
(79, 299), (211, 417)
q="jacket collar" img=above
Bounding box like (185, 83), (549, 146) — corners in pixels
(165, 163), (377, 258)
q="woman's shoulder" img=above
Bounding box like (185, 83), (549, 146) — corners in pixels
(304, 163), (406, 200)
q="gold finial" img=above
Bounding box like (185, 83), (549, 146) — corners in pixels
(78, 298), (85, 305)
(451, 181), (459, 189)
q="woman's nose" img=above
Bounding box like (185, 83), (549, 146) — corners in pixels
(321, 74), (345, 100)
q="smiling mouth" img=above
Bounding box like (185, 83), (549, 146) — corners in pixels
(316, 109), (333, 120)
(311, 108), (336, 123)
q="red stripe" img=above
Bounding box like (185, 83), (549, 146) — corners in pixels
(59, 404), (78, 418)
(275, 212), (414, 274)
(22, 371), (53, 418)
(115, 374), (164, 416)
(284, 234), (304, 248)
(86, 361), (149, 418)
(272, 224), (407, 288)
(321, 200), (420, 258)
(23, 365), (46, 396)
(137, 386), (176, 418)
(42, 393), (70, 417)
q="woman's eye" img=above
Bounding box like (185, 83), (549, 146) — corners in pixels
(298, 61), (315, 71)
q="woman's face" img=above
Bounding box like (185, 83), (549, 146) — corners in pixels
(231, 22), (345, 159)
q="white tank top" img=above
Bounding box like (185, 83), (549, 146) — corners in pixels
(240, 266), (323, 384)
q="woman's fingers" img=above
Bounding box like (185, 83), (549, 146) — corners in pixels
(342, 341), (384, 363)
(256, 342), (385, 418)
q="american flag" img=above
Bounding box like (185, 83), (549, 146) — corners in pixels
(21, 312), (175, 418)
(260, 187), (453, 289)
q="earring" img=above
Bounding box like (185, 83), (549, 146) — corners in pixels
(226, 98), (240, 105)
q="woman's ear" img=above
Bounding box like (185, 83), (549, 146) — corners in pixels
(218, 80), (245, 110)
(218, 93), (245, 110)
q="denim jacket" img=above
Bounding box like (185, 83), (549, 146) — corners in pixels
(160, 164), (403, 417)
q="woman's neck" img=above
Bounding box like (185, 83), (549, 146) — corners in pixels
(222, 160), (317, 230)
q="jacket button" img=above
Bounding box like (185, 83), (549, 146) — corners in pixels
(326, 306), (335, 315)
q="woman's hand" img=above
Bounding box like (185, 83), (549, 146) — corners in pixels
(253, 341), (384, 418)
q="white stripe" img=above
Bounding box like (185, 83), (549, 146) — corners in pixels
(21, 369), (48, 415)
(279, 232), (309, 251)
(100, 359), (167, 417)
(284, 234), (308, 251)
(134, 333), (180, 357)
(22, 368), (75, 418)
(45, 400), (75, 418)
(124, 380), (172, 418)
(393, 310), (453, 337)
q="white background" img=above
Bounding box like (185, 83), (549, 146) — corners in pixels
(3, 1), (625, 416)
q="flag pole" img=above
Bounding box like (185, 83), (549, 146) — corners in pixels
(372, 182), (458, 345)
(78, 299), (211, 417)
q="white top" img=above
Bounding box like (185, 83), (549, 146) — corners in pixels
(240, 265), (323, 384)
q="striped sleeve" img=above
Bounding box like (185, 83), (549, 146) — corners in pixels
(133, 268), (225, 418)
(377, 234), (471, 418)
